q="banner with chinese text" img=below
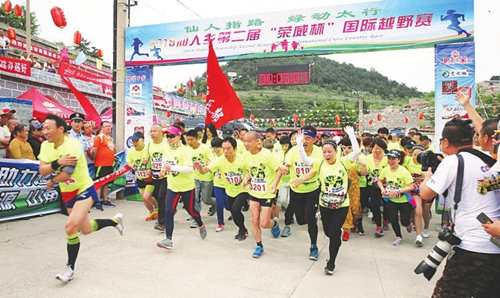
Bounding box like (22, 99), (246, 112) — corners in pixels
(124, 67), (154, 148)
(58, 62), (112, 95)
(0, 56), (31, 76)
(434, 42), (475, 144)
(125, 0), (473, 66)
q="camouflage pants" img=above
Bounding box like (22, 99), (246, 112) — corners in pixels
(432, 247), (500, 298)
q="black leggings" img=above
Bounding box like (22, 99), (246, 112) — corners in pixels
(366, 185), (389, 227)
(290, 188), (320, 245)
(386, 201), (412, 238)
(228, 192), (248, 233)
(320, 206), (348, 266)
(152, 178), (167, 225)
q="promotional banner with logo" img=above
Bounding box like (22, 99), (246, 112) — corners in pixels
(434, 42), (475, 143)
(124, 67), (154, 148)
(125, 0), (473, 66)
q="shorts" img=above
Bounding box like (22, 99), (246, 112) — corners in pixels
(64, 185), (99, 208)
(248, 195), (276, 207)
(422, 196), (435, 204)
(95, 166), (113, 179)
(137, 178), (154, 191)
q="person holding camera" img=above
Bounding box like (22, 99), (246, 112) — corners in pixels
(420, 118), (500, 297)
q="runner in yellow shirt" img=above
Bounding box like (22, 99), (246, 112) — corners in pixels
(242, 131), (282, 258)
(39, 114), (124, 283)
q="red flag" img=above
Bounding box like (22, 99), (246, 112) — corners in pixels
(60, 76), (102, 127)
(206, 41), (244, 129)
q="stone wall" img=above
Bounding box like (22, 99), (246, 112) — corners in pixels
(0, 69), (112, 114)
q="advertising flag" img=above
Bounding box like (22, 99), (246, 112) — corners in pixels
(205, 41), (244, 129)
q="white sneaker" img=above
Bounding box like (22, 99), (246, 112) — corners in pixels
(367, 211), (373, 219)
(55, 265), (74, 283)
(113, 213), (125, 236)
(422, 229), (430, 238)
(215, 224), (224, 232)
(415, 235), (424, 247)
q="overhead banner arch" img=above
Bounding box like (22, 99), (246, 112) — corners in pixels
(125, 0), (473, 66)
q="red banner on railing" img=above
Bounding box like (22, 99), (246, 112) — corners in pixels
(58, 62), (112, 95)
(0, 56), (31, 76)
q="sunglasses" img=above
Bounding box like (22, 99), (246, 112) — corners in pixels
(166, 134), (176, 139)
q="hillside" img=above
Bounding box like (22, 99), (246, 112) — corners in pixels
(181, 56), (426, 127)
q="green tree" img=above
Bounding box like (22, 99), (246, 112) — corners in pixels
(71, 37), (98, 58)
(0, 6), (39, 36)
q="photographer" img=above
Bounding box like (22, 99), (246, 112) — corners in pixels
(420, 118), (500, 297)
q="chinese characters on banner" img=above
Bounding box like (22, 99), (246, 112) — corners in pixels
(125, 0), (473, 66)
(434, 42), (475, 143)
(0, 56), (31, 76)
(58, 62), (112, 95)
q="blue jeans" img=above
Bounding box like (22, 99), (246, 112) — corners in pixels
(214, 186), (229, 225)
(0, 49), (8, 57)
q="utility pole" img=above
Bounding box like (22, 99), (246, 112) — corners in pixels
(26, 0), (31, 56)
(113, 0), (127, 152)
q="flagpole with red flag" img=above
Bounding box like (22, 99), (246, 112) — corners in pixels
(205, 40), (244, 129)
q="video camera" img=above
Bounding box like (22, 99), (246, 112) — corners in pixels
(417, 151), (443, 172)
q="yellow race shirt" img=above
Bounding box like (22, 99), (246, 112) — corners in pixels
(245, 148), (280, 199)
(280, 150), (291, 184)
(190, 143), (214, 182)
(126, 146), (150, 181)
(312, 156), (351, 208)
(236, 138), (245, 154)
(378, 166), (414, 203)
(39, 137), (93, 203)
(142, 139), (168, 179)
(208, 153), (246, 197)
(162, 144), (195, 192)
(365, 154), (388, 187)
(285, 145), (322, 193)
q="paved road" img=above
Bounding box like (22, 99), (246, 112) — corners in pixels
(1, 198), (444, 298)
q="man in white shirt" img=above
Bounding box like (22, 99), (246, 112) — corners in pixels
(0, 29), (9, 57)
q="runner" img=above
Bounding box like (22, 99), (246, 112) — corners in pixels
(242, 131), (282, 258)
(281, 125), (323, 260)
(38, 114), (124, 283)
(157, 125), (207, 250)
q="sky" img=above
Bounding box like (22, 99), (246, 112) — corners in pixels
(28, 0), (500, 93)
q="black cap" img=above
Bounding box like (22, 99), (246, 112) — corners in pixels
(70, 113), (84, 121)
(420, 135), (431, 142)
(404, 140), (417, 149)
(130, 132), (145, 140)
(386, 149), (402, 158)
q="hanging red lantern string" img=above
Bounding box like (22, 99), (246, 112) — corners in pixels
(51, 6), (67, 29)
(368, 119), (374, 125)
(335, 115), (340, 122)
(301, 119), (305, 126)
(250, 114), (255, 122)
(3, 0), (12, 13)
(13, 4), (22, 17)
(97, 49), (104, 58)
(166, 110), (171, 117)
(270, 119), (275, 126)
(418, 112), (424, 120)
(6, 27), (16, 40)
(404, 117), (409, 124)
(293, 114), (299, 123)
(376, 113), (382, 121)
(73, 31), (82, 45)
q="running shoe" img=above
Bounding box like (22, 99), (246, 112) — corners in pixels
(157, 238), (173, 250)
(324, 261), (335, 275)
(271, 217), (280, 239)
(374, 227), (384, 237)
(207, 206), (215, 216)
(55, 265), (74, 283)
(383, 220), (389, 231)
(101, 200), (116, 207)
(145, 212), (155, 221)
(215, 224), (224, 232)
(422, 229), (430, 238)
(198, 222), (207, 239)
(367, 211), (373, 219)
(252, 246), (264, 258)
(153, 208), (158, 219)
(228, 215), (233, 221)
(154, 222), (165, 231)
(350, 227), (357, 233)
(186, 215), (193, 221)
(406, 225), (413, 233)
(281, 226), (291, 237)
(415, 235), (424, 247)
(358, 229), (365, 236)
(393, 237), (403, 246)
(342, 230), (349, 241)
(113, 213), (125, 236)
(190, 221), (198, 228)
(309, 244), (319, 261)
(235, 229), (248, 241)
(94, 203), (103, 211)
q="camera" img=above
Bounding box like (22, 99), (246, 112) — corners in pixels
(417, 151), (443, 172)
(414, 228), (461, 280)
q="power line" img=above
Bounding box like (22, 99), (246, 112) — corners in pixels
(176, 0), (203, 19)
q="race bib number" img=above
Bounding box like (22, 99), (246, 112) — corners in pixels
(151, 158), (163, 171)
(136, 168), (150, 179)
(215, 170), (223, 180)
(294, 162), (311, 176)
(226, 174), (242, 185)
(250, 178), (267, 193)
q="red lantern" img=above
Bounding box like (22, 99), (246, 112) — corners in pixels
(335, 115), (340, 122)
(51, 6), (67, 29)
(3, 0), (12, 13)
(356, 124), (360, 129)
(97, 49), (104, 58)
(270, 120), (275, 126)
(404, 117), (409, 124)
(418, 112), (424, 120)
(13, 4), (21, 17)
(74, 31), (82, 45)
(368, 119), (374, 125)
(166, 110), (171, 118)
(6, 27), (15, 40)
(376, 113), (382, 121)
(250, 114), (255, 122)
(335, 119), (340, 126)
(301, 119), (305, 126)
(293, 114), (299, 123)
